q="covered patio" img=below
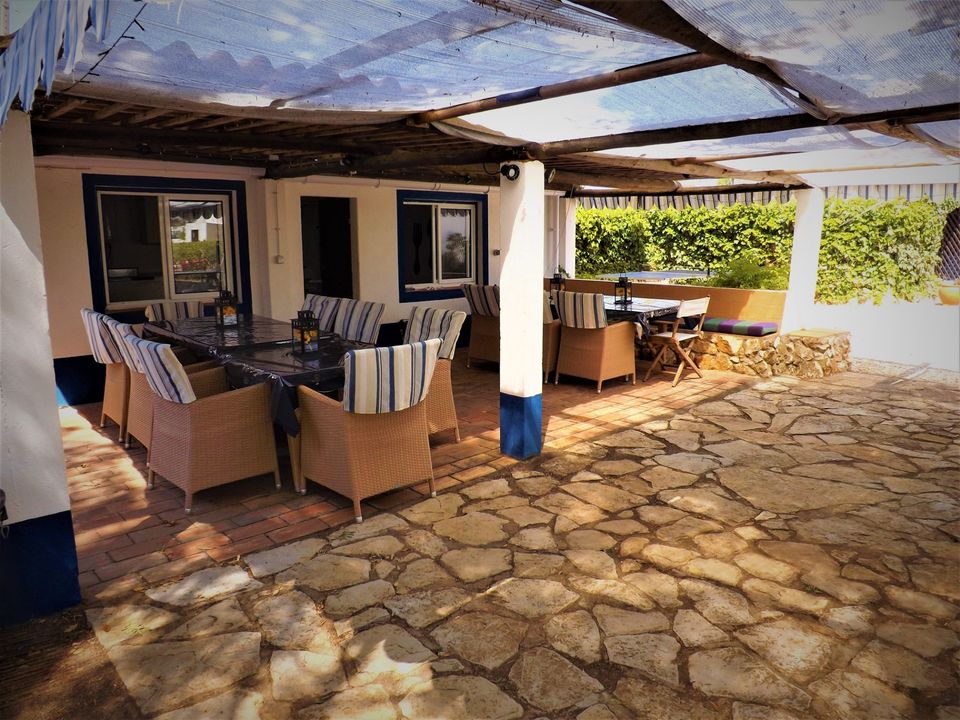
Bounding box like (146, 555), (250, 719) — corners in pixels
(1, 0), (959, 718)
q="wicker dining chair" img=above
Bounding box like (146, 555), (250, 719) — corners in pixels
(80, 308), (129, 439)
(127, 336), (279, 512)
(332, 298), (385, 343)
(144, 301), (206, 322)
(462, 284), (500, 367)
(542, 291), (561, 383)
(554, 290), (636, 392)
(294, 338), (442, 522)
(404, 306), (467, 440)
(643, 297), (711, 386)
(302, 294), (342, 332)
(105, 319), (217, 454)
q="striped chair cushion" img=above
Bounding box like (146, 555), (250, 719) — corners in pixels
(102, 316), (142, 371)
(333, 299), (385, 344)
(404, 307), (466, 360)
(702, 317), (779, 336)
(343, 339), (441, 414)
(80, 308), (124, 364)
(555, 291), (608, 329)
(462, 284), (500, 317)
(302, 294), (341, 332)
(126, 336), (197, 403)
(144, 301), (206, 322)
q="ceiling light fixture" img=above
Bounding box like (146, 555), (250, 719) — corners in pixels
(499, 163), (520, 181)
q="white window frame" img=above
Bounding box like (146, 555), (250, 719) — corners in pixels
(404, 200), (478, 289)
(97, 191), (236, 311)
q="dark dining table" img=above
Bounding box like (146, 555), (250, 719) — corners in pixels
(144, 314), (366, 434)
(602, 296), (681, 334)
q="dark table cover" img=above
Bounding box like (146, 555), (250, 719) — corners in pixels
(602, 296), (681, 334)
(144, 315), (364, 434)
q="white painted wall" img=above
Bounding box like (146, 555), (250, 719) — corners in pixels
(781, 188), (826, 334)
(272, 175), (507, 323)
(34, 156), (268, 358)
(0, 113), (70, 523)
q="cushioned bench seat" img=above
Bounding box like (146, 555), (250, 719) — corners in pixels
(702, 317), (778, 336)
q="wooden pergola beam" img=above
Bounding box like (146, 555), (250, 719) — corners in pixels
(575, 153), (803, 185)
(91, 103), (132, 121)
(42, 98), (87, 120)
(410, 52), (719, 125)
(527, 103), (960, 159)
(31, 121), (381, 155)
(550, 170), (678, 193)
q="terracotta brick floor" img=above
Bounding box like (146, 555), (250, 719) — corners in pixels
(62, 356), (749, 601)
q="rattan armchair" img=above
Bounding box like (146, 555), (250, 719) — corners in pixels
(644, 297), (711, 386)
(128, 336), (279, 512)
(293, 339), (442, 522)
(144, 301), (206, 322)
(554, 291), (636, 392)
(404, 306), (467, 441)
(80, 308), (129, 440)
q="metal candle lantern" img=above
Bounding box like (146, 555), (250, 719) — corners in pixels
(291, 310), (320, 354)
(550, 272), (565, 293)
(214, 290), (238, 326)
(615, 274), (632, 305)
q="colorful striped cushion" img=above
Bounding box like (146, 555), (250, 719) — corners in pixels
(302, 294), (341, 332)
(462, 284), (500, 317)
(333, 299), (385, 344)
(80, 308), (124, 364)
(404, 307), (467, 360)
(555, 291), (608, 329)
(702, 317), (779, 336)
(126, 336), (197, 404)
(102, 316), (142, 371)
(144, 301), (206, 322)
(343, 338), (441, 414)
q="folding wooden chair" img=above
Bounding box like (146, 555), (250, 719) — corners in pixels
(643, 297), (711, 386)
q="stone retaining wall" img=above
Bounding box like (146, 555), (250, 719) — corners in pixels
(688, 329), (851, 379)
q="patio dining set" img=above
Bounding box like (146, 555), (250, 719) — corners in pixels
(79, 285), (711, 522)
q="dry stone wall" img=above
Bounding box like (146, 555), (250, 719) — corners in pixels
(688, 330), (851, 379)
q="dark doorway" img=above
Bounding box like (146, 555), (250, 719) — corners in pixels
(301, 197), (353, 298)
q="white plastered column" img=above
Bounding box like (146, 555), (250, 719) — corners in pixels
(558, 197), (577, 277)
(498, 161), (545, 458)
(781, 188), (826, 333)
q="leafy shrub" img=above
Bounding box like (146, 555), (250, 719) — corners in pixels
(697, 251), (789, 290)
(576, 197), (952, 303)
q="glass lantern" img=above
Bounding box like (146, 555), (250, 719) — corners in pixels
(550, 272), (565, 294)
(615, 274), (632, 305)
(291, 310), (320, 354)
(214, 290), (238, 326)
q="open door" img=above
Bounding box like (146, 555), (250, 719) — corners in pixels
(301, 197), (353, 299)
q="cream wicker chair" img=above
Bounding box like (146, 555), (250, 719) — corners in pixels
(404, 306), (467, 441)
(463, 284), (560, 382)
(302, 294), (342, 332)
(104, 319), (216, 454)
(80, 308), (129, 440)
(554, 290), (636, 393)
(127, 336), (279, 513)
(144, 301), (206, 322)
(294, 338), (442, 522)
(463, 284), (500, 367)
(332, 298), (385, 343)
(643, 297), (711, 386)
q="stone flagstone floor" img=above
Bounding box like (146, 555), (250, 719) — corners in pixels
(77, 370), (960, 720)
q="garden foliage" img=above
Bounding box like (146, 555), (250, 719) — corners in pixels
(575, 197), (955, 303)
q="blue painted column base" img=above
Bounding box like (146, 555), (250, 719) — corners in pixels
(500, 392), (542, 460)
(0, 510), (81, 627)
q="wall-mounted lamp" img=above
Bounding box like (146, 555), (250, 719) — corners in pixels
(499, 163), (521, 181)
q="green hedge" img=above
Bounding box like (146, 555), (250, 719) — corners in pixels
(575, 197), (954, 304)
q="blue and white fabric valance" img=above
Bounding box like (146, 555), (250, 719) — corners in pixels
(556, 291), (608, 329)
(462, 284), (500, 317)
(127, 336), (197, 404)
(302, 294), (341, 332)
(334, 299), (385, 344)
(404, 307), (466, 360)
(343, 339), (441, 414)
(0, 0), (110, 126)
